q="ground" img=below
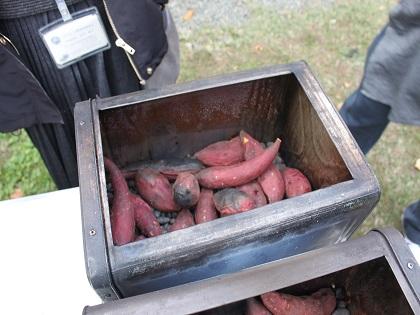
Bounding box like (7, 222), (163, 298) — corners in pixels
(0, 0), (419, 235)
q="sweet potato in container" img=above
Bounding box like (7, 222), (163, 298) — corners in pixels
(104, 158), (135, 246)
(261, 288), (336, 315)
(195, 189), (218, 223)
(173, 172), (200, 208)
(213, 188), (256, 216)
(240, 131), (285, 203)
(76, 62), (379, 300)
(135, 168), (180, 212)
(196, 139), (281, 189)
(194, 136), (244, 166)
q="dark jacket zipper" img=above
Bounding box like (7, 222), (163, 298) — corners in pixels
(102, 0), (146, 85)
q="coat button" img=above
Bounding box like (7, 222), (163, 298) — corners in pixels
(147, 67), (153, 75)
(0, 37), (6, 45)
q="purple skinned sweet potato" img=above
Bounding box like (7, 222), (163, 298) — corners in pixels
(104, 157), (135, 246)
(130, 193), (162, 238)
(195, 189), (218, 223)
(237, 181), (267, 208)
(173, 172), (200, 208)
(196, 139), (281, 189)
(213, 188), (256, 216)
(168, 209), (195, 232)
(240, 131), (285, 203)
(135, 168), (180, 212)
(282, 167), (312, 198)
(260, 288), (335, 315)
(194, 136), (244, 166)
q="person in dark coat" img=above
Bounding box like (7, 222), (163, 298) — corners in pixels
(339, 0), (419, 260)
(0, 0), (179, 189)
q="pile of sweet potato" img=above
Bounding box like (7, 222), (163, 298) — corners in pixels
(246, 288), (337, 315)
(105, 131), (312, 246)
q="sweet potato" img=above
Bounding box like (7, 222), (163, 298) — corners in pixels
(282, 167), (312, 198)
(240, 131), (285, 202)
(104, 157), (135, 246)
(195, 189), (218, 223)
(130, 193), (162, 237)
(173, 172), (200, 208)
(246, 297), (273, 315)
(260, 288), (336, 315)
(237, 181), (267, 208)
(194, 136), (244, 166)
(213, 188), (256, 216)
(196, 139), (281, 189)
(123, 158), (204, 180)
(311, 288), (337, 315)
(258, 167), (285, 203)
(168, 209), (195, 232)
(135, 168), (180, 212)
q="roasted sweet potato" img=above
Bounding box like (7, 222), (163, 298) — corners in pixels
(194, 136), (244, 166)
(173, 172), (200, 208)
(197, 139), (281, 189)
(135, 168), (180, 212)
(282, 167), (312, 198)
(246, 297), (273, 315)
(240, 131), (285, 202)
(130, 193), (162, 237)
(195, 189), (218, 223)
(237, 181), (267, 208)
(258, 167), (285, 203)
(260, 288), (336, 315)
(168, 209), (195, 232)
(123, 158), (204, 180)
(213, 188), (256, 216)
(104, 157), (135, 246)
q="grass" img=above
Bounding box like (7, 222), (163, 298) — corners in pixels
(0, 0), (419, 236)
(0, 131), (55, 199)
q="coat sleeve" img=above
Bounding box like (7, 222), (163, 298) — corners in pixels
(0, 43), (63, 133)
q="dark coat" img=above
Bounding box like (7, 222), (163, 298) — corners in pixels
(0, 0), (168, 132)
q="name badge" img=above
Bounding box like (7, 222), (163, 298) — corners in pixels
(39, 7), (110, 69)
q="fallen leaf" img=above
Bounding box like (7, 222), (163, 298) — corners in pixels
(415, 158), (420, 171)
(254, 44), (264, 53)
(183, 9), (194, 21)
(10, 188), (24, 199)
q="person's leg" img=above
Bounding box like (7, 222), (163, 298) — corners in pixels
(339, 91), (391, 154)
(403, 200), (420, 244)
(402, 200), (420, 264)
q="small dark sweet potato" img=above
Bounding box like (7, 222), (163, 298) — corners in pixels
(237, 181), (267, 208)
(194, 136), (244, 166)
(213, 188), (256, 216)
(168, 209), (195, 232)
(195, 189), (218, 223)
(135, 168), (180, 212)
(260, 288), (335, 315)
(282, 167), (312, 198)
(173, 172), (200, 208)
(197, 139), (281, 189)
(130, 193), (162, 238)
(246, 297), (273, 315)
(104, 157), (135, 246)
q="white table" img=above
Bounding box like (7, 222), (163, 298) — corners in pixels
(0, 188), (102, 315)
